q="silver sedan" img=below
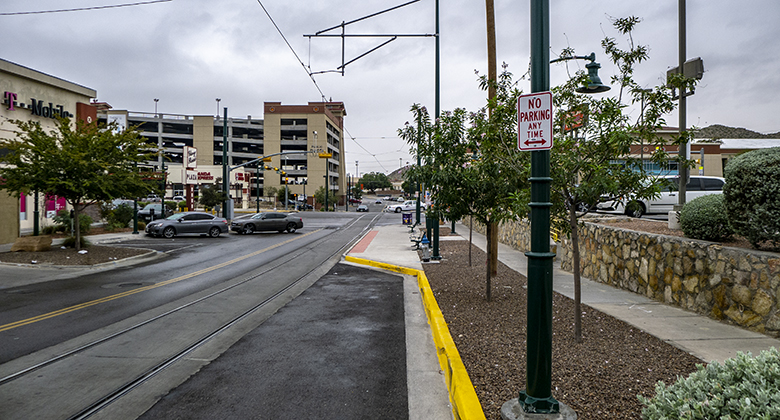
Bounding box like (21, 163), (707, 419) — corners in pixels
(145, 212), (229, 238)
(230, 212), (303, 234)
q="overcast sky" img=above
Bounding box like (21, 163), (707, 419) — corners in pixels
(3, 1), (779, 175)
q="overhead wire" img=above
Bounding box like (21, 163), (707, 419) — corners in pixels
(255, 1), (411, 174)
(0, 0), (172, 16)
(256, 0), (326, 102)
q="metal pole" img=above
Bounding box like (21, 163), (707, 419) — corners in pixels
(431, 0), (441, 260)
(33, 192), (39, 236)
(256, 163), (260, 212)
(133, 162), (139, 234)
(222, 107), (228, 218)
(518, 0), (558, 414)
(677, 0), (688, 209)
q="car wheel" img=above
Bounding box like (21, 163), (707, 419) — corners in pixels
(395, 207), (401, 213)
(208, 227), (221, 238)
(625, 201), (645, 218)
(163, 227), (176, 238)
(243, 224), (255, 235)
(285, 223), (297, 233)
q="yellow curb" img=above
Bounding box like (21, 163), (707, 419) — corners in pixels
(344, 255), (486, 420)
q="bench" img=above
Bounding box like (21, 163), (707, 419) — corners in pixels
(410, 228), (427, 250)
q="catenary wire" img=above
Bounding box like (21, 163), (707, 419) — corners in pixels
(0, 0), (172, 16)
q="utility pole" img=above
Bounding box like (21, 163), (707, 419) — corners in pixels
(677, 0), (688, 210)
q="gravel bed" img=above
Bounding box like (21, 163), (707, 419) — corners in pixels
(422, 236), (702, 419)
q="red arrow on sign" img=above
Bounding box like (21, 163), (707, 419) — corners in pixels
(524, 139), (547, 146)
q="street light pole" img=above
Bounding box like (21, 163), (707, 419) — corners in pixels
(222, 107), (228, 219)
(431, 0), (441, 260)
(518, 0), (559, 414)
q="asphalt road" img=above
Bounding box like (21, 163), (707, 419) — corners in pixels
(0, 211), (381, 420)
(139, 262), (409, 420)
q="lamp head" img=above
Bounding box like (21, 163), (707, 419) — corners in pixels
(576, 54), (611, 94)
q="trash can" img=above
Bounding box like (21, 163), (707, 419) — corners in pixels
(402, 212), (412, 225)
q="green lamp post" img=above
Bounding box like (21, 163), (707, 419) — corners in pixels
(511, 1), (609, 417)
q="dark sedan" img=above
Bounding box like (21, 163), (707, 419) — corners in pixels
(230, 212), (303, 234)
(138, 203), (172, 222)
(145, 212), (229, 238)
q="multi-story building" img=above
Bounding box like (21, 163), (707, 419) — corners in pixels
(97, 101), (347, 209)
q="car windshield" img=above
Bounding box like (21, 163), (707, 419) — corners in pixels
(251, 213), (265, 219)
(142, 204), (161, 210)
(166, 213), (186, 220)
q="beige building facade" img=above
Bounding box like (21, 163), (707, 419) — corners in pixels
(1, 59), (97, 244)
(99, 101), (347, 209)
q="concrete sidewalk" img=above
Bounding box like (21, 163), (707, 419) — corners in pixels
(453, 222), (780, 364)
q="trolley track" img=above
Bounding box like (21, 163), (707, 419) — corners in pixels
(1, 213), (381, 420)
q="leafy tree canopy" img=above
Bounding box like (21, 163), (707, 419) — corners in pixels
(0, 117), (156, 248)
(360, 172), (392, 193)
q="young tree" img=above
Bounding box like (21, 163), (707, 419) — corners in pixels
(198, 180), (228, 211)
(401, 69), (530, 301)
(313, 186), (336, 211)
(549, 16), (685, 342)
(0, 118), (154, 249)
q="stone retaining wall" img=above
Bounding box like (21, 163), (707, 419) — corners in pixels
(466, 217), (780, 337)
(559, 221), (780, 337)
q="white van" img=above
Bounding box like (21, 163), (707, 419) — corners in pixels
(596, 175), (725, 217)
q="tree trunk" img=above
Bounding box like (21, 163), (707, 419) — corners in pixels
(569, 203), (582, 343)
(486, 220), (492, 302)
(73, 204), (82, 251)
(489, 221), (498, 277)
(468, 215), (473, 267)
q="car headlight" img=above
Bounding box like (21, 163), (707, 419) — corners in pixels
(151, 222), (163, 227)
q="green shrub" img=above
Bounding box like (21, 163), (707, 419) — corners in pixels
(723, 147), (780, 249)
(680, 194), (733, 242)
(61, 235), (91, 249)
(111, 203), (135, 227)
(639, 348), (780, 420)
(177, 201), (187, 211)
(53, 210), (94, 235)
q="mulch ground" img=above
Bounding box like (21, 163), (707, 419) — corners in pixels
(422, 233), (702, 419)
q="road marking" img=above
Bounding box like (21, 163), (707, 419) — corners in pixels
(0, 230), (321, 332)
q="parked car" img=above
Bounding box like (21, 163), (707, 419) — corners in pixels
(349, 197), (362, 204)
(356, 204), (369, 212)
(384, 200), (426, 213)
(230, 212), (303, 234)
(111, 199), (136, 209)
(374, 199), (383, 204)
(146, 194), (161, 202)
(172, 195), (185, 202)
(145, 212), (229, 238)
(138, 203), (172, 222)
(596, 175), (726, 217)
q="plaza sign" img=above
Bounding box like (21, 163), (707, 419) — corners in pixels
(517, 91), (553, 151)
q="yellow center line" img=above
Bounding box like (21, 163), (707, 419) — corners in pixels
(0, 229), (322, 332)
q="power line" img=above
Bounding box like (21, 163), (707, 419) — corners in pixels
(0, 0), (172, 16)
(256, 0), (326, 101)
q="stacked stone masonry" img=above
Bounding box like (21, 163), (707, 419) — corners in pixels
(465, 218), (780, 337)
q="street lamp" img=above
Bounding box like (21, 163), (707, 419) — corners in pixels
(550, 52), (610, 94)
(508, 1), (607, 417)
(154, 98), (159, 117)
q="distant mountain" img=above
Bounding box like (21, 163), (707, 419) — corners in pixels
(693, 124), (780, 139)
